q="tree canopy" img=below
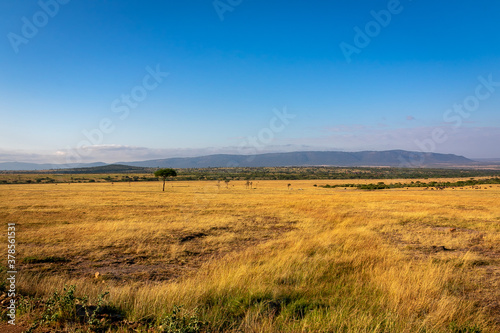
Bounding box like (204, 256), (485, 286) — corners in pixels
(154, 168), (177, 191)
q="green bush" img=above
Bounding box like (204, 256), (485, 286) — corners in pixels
(158, 305), (207, 333)
(25, 285), (111, 333)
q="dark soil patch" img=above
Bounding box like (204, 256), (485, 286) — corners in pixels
(179, 232), (207, 243)
(22, 256), (70, 264)
(430, 245), (453, 252)
(19, 215), (297, 284)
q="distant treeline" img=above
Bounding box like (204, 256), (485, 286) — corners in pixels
(0, 174), (160, 185)
(174, 166), (500, 181)
(320, 177), (500, 190)
(1, 166), (500, 184)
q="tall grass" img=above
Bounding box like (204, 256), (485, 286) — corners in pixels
(1, 180), (499, 331)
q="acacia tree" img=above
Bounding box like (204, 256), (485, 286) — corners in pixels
(154, 168), (177, 191)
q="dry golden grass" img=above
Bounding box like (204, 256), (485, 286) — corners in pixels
(1, 179), (499, 332)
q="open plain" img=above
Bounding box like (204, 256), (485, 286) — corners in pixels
(1, 179), (500, 332)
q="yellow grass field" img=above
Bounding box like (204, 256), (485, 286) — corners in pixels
(1, 179), (500, 332)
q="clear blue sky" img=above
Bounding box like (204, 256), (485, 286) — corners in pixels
(1, 0), (499, 163)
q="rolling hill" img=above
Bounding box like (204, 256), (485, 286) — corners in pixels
(122, 150), (474, 168)
(0, 150), (475, 171)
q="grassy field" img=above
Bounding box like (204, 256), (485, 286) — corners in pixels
(1, 179), (500, 332)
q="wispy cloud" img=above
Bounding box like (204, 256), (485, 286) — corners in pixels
(288, 126), (500, 158)
(0, 144), (325, 164)
(1, 126), (498, 164)
(320, 124), (368, 133)
(0, 149), (63, 164)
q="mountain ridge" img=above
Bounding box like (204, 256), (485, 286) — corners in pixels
(120, 150), (472, 168)
(0, 150), (476, 171)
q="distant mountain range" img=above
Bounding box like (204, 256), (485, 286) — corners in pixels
(0, 150), (478, 171)
(120, 150), (473, 168)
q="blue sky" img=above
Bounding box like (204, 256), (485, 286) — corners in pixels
(1, 0), (500, 163)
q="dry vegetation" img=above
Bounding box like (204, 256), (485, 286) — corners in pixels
(1, 179), (500, 332)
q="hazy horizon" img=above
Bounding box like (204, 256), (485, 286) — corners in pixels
(0, 147), (495, 167)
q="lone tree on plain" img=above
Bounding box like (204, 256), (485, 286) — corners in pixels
(154, 168), (177, 191)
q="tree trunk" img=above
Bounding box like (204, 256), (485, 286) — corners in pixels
(162, 179), (165, 191)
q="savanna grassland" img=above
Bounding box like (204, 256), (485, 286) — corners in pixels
(1, 178), (500, 332)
